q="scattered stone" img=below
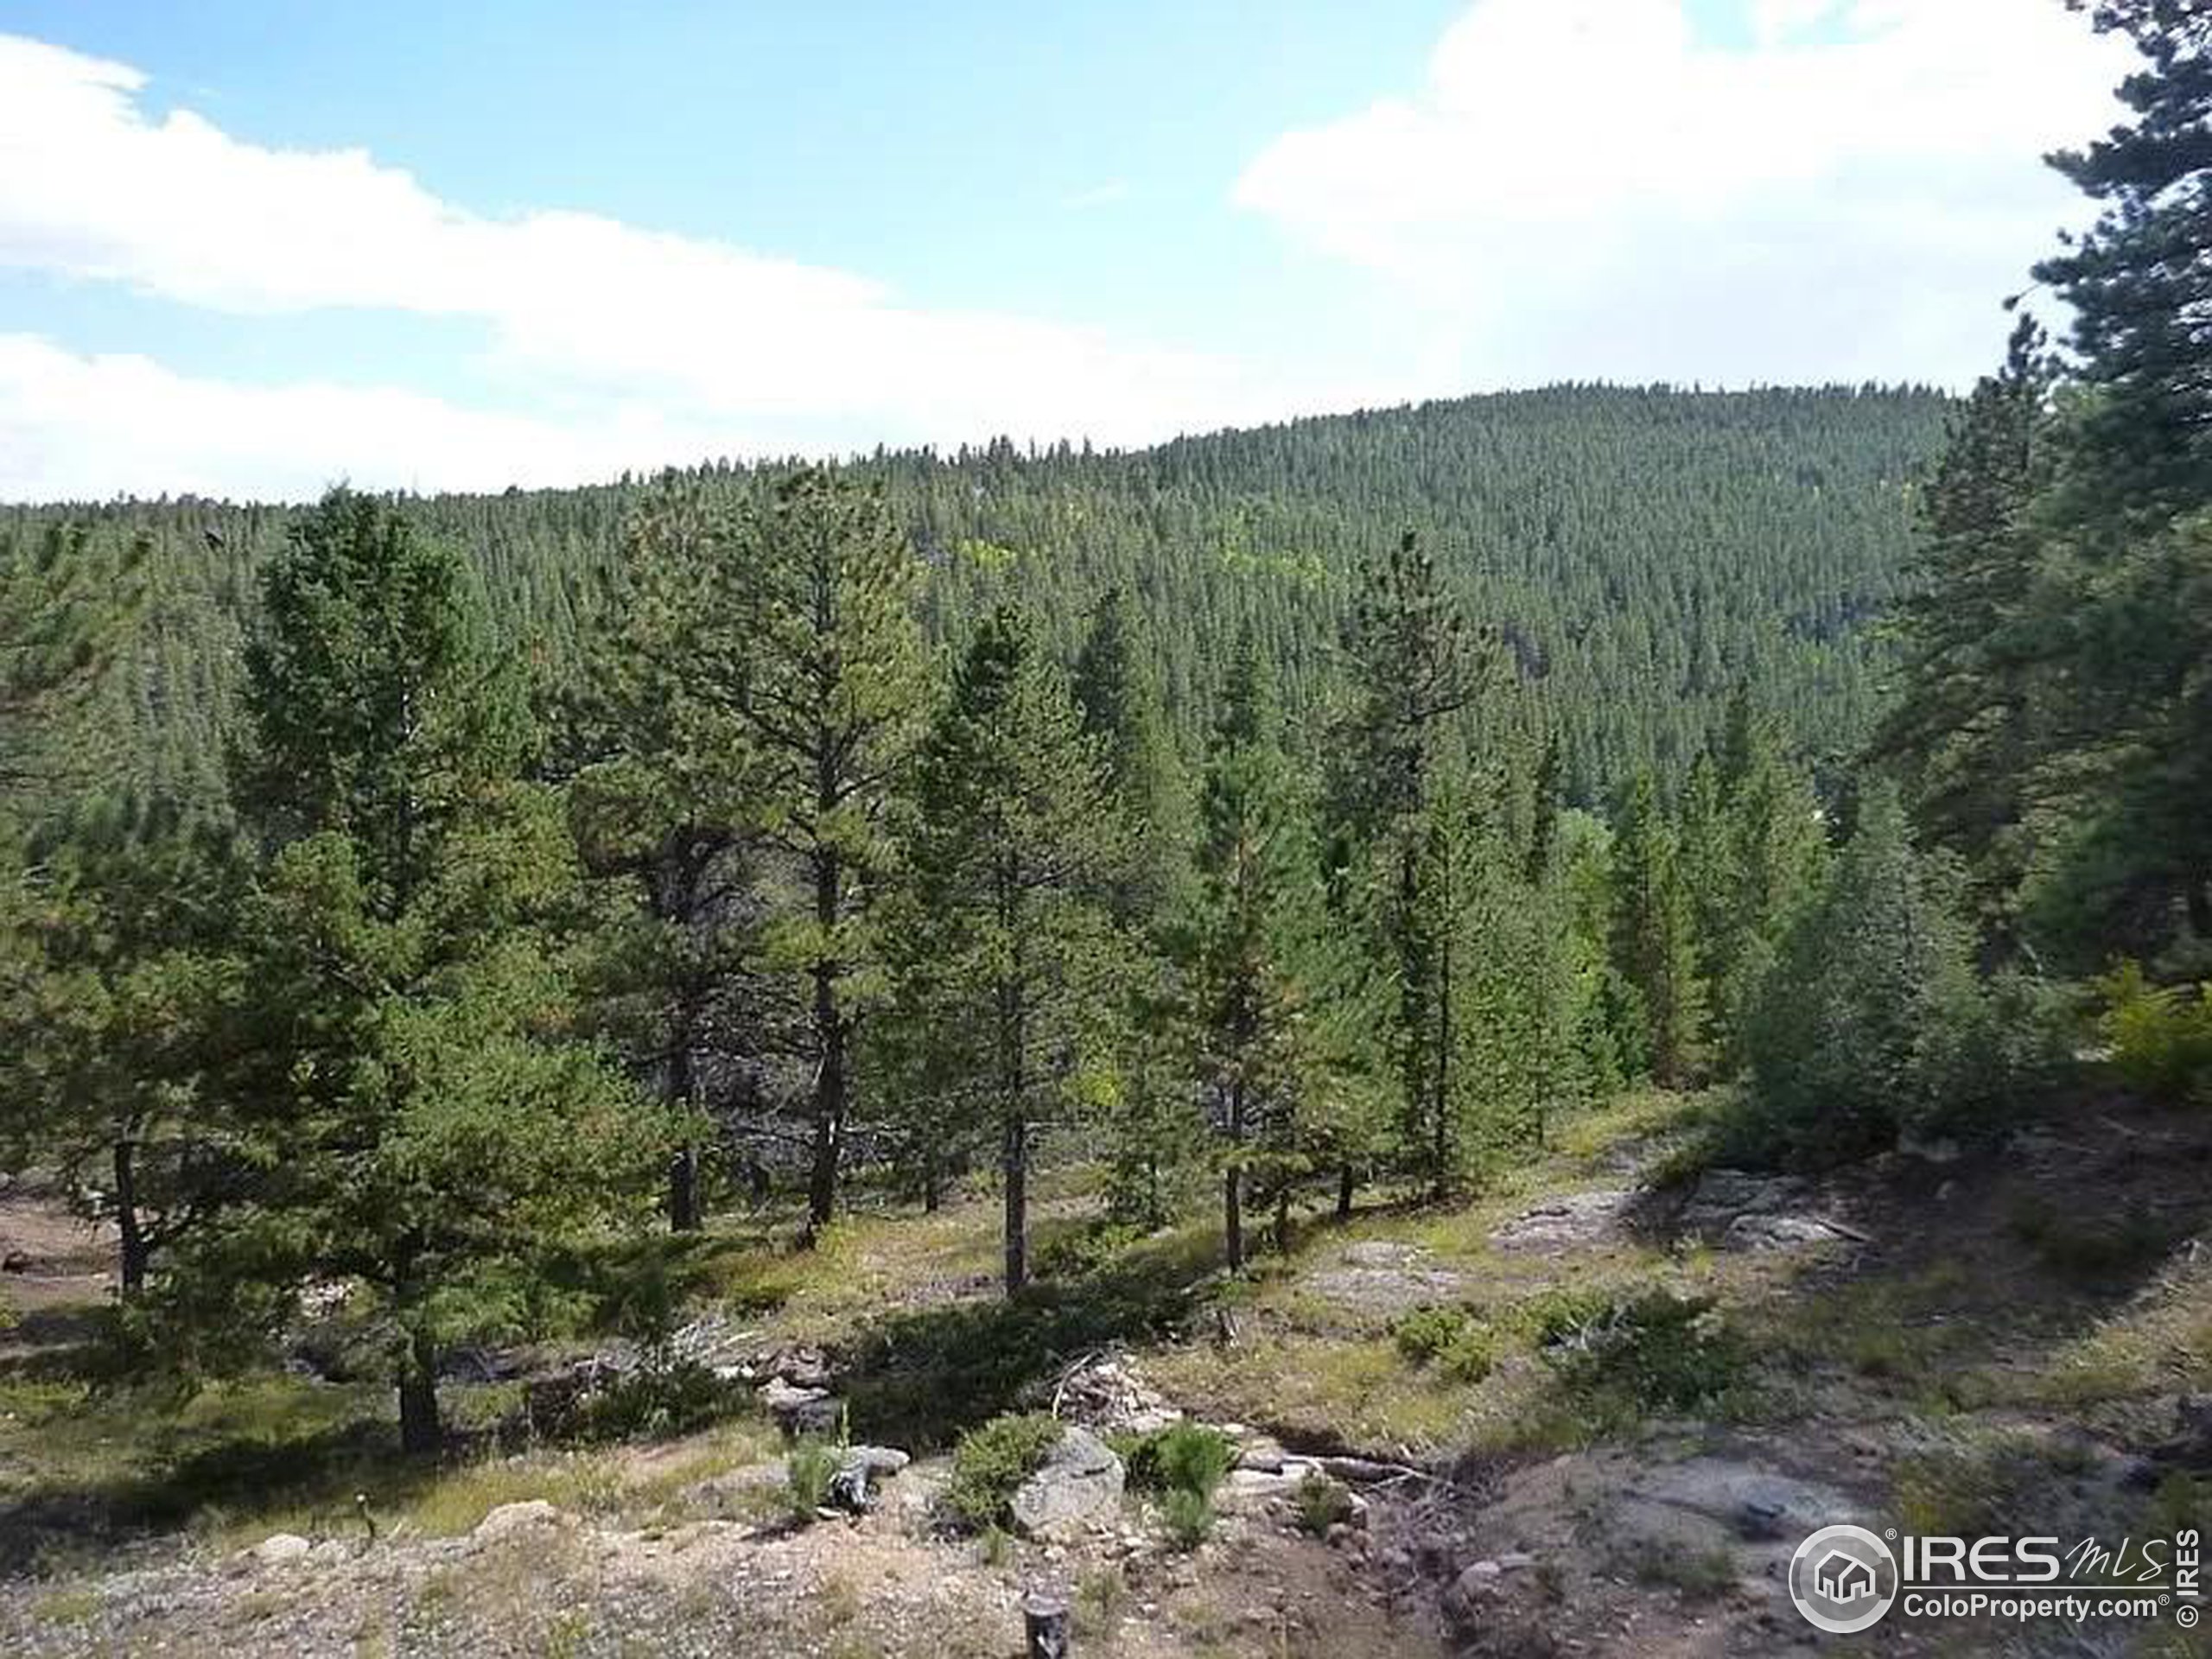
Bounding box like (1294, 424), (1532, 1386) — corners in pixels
(1236, 1435), (1290, 1474)
(471, 1500), (563, 1546)
(759, 1376), (841, 1437)
(1721, 1212), (1858, 1251)
(246, 1533), (313, 1568)
(1441, 1561), (1505, 1636)
(1899, 1128), (1963, 1165)
(827, 1445), (912, 1511)
(1051, 1351), (1181, 1434)
(1490, 1189), (1636, 1252)
(1010, 1426), (1125, 1539)
(1677, 1167), (1808, 1229)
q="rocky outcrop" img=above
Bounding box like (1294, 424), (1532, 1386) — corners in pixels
(1489, 1189), (1636, 1252)
(1008, 1427), (1124, 1539)
(1305, 1241), (1471, 1313)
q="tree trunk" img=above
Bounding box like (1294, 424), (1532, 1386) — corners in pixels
(1431, 898), (1453, 1202)
(667, 1037), (702, 1231)
(1336, 1163), (1356, 1220)
(2189, 871), (2212, 941)
(1224, 1078), (1245, 1272)
(112, 1137), (149, 1299)
(805, 854), (847, 1242)
(1273, 1185), (1292, 1255)
(1003, 1107), (1028, 1296)
(397, 1327), (442, 1456)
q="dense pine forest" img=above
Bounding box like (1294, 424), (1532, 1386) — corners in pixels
(1, 13), (2209, 1643)
(2, 384), (1949, 814)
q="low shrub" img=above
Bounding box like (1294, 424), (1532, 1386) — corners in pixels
(1032, 1220), (1145, 1281)
(785, 1438), (841, 1523)
(944, 1412), (1062, 1530)
(1391, 1306), (1470, 1365)
(1530, 1288), (1744, 1413)
(1122, 1421), (1236, 1502)
(1159, 1486), (1214, 1550)
(563, 1358), (737, 1444)
(2098, 962), (2212, 1103)
(1293, 1471), (1354, 1536)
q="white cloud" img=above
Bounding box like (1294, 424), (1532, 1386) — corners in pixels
(0, 33), (1339, 499)
(1233, 0), (2136, 387)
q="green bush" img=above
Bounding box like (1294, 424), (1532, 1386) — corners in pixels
(1031, 1219), (1145, 1281)
(1159, 1486), (1214, 1550)
(944, 1412), (1063, 1530)
(1736, 786), (2018, 1166)
(2098, 962), (2212, 1102)
(1293, 1471), (1354, 1536)
(785, 1438), (841, 1522)
(1391, 1306), (1470, 1365)
(1531, 1288), (1744, 1412)
(1437, 1324), (1497, 1383)
(1123, 1422), (1236, 1501)
(563, 1358), (738, 1444)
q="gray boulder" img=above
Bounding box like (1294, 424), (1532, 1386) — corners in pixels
(1009, 1426), (1125, 1539)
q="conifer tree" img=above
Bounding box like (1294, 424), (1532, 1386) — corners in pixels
(1071, 589), (1198, 1228)
(0, 800), (246, 1296)
(1183, 629), (1356, 1265)
(1868, 321), (2054, 926)
(633, 470), (929, 1238)
(561, 480), (760, 1230)
(899, 607), (1122, 1294)
(173, 491), (673, 1453)
(1609, 771), (1707, 1086)
(1745, 785), (1997, 1163)
(1330, 532), (1488, 1202)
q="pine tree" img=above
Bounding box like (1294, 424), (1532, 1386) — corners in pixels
(1745, 784), (1998, 1164)
(1330, 531), (1490, 1202)
(637, 470), (930, 1238)
(2037, 2), (2212, 519)
(899, 607), (1122, 1295)
(560, 478), (760, 1230)
(0, 799), (246, 1296)
(1868, 321), (2054, 926)
(1609, 771), (1707, 1086)
(1183, 629), (1355, 1266)
(1071, 589), (1198, 1228)
(173, 491), (674, 1453)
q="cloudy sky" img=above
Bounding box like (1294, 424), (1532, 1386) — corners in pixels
(0, 0), (2135, 501)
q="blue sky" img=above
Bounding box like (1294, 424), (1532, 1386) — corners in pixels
(0, 1), (2134, 499)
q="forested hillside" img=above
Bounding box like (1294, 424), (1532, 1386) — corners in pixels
(2, 384), (1949, 810)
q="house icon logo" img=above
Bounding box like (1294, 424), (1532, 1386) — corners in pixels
(1789, 1524), (1897, 1634)
(1815, 1549), (1876, 1602)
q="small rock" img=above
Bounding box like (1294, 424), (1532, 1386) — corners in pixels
(759, 1376), (841, 1437)
(1441, 1562), (1505, 1637)
(1721, 1212), (1854, 1251)
(1326, 1523), (1355, 1548)
(472, 1499), (563, 1545)
(827, 1444), (912, 1511)
(1496, 1551), (1536, 1572)
(1491, 1189), (1636, 1252)
(0, 1249), (30, 1274)
(248, 1532), (313, 1567)
(1236, 1435), (1290, 1474)
(1010, 1427), (1125, 1540)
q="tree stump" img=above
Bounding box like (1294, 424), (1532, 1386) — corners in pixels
(1023, 1591), (1071, 1658)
